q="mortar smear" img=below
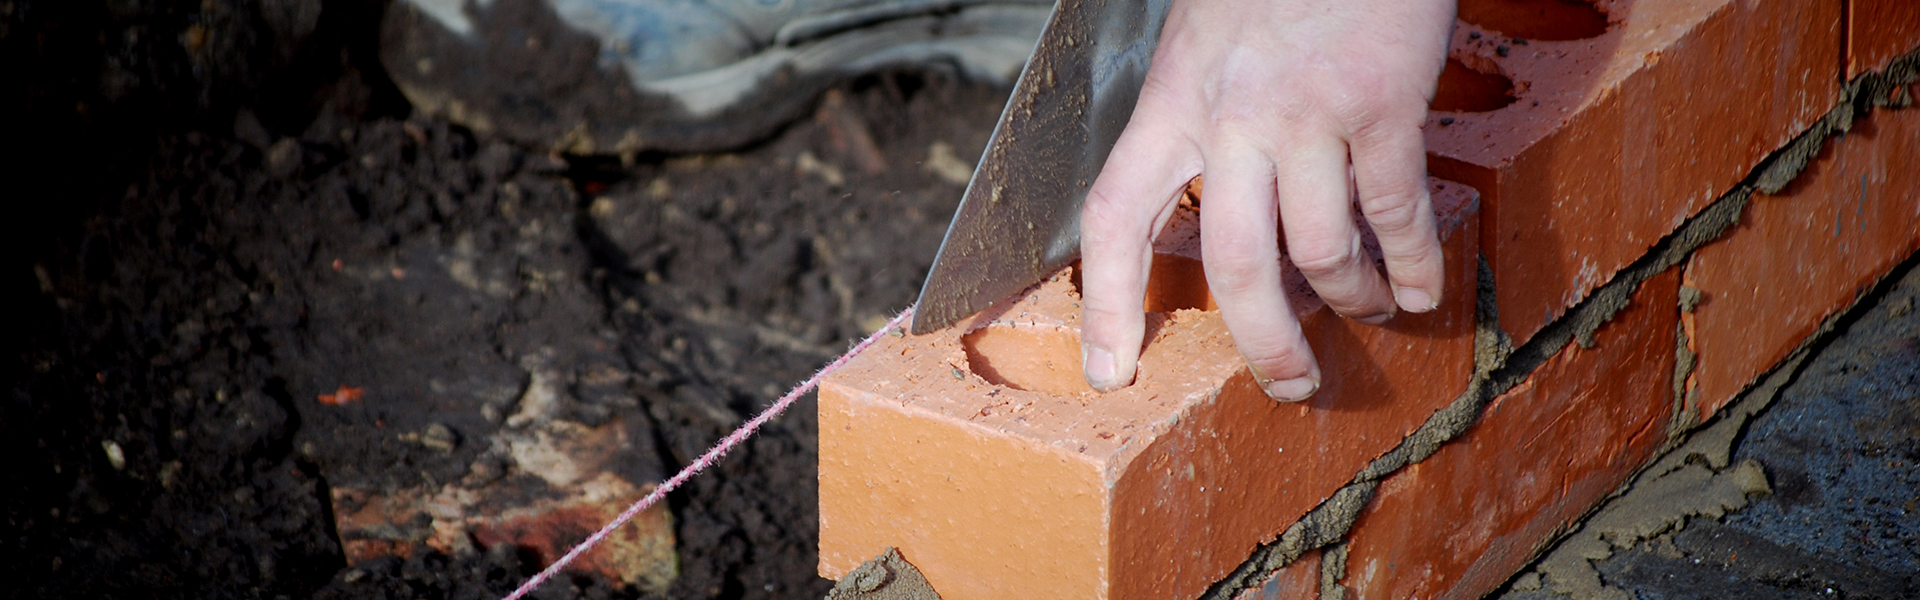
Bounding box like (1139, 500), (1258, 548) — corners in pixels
(826, 547), (942, 600)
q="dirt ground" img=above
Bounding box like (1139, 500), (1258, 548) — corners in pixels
(3, 1), (1002, 597)
(4, 2), (1914, 600)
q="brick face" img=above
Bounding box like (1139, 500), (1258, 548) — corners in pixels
(1428, 0), (1842, 345)
(819, 182), (1478, 600)
(1847, 0), (1920, 78)
(1684, 105), (1920, 419)
(1340, 268), (1682, 600)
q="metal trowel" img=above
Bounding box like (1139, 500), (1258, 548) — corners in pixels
(910, 0), (1173, 334)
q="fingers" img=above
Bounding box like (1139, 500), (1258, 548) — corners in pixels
(1348, 119), (1445, 312)
(1199, 143), (1320, 401)
(1274, 133), (1398, 325)
(1079, 112), (1199, 392)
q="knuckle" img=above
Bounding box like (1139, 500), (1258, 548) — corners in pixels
(1383, 241), (1445, 282)
(1207, 105), (1274, 139)
(1082, 299), (1135, 326)
(1324, 74), (1395, 124)
(1244, 340), (1313, 378)
(1331, 82), (1427, 137)
(1342, 101), (1422, 139)
(1081, 186), (1126, 226)
(1290, 237), (1363, 279)
(1360, 192), (1426, 235)
(1081, 186), (1144, 247)
(1204, 245), (1271, 298)
(1137, 75), (1185, 107)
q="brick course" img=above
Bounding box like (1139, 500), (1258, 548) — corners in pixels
(1683, 104), (1920, 419)
(1339, 269), (1680, 600)
(818, 4), (1916, 598)
(1428, 0), (1841, 345)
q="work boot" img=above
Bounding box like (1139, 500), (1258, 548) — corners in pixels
(382, 0), (1051, 154)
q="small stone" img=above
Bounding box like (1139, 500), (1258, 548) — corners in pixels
(159, 461), (183, 490)
(923, 141), (974, 186)
(101, 440), (126, 471)
(1730, 459), (1771, 496)
(1512, 571), (1542, 591)
(266, 138), (302, 178)
(421, 423), (459, 453)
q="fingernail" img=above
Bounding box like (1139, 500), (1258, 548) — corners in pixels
(1395, 286), (1437, 313)
(1083, 343), (1121, 391)
(1262, 376), (1319, 402)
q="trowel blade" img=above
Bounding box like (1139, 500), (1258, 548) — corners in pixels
(910, 0), (1171, 334)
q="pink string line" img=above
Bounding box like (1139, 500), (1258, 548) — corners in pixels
(501, 305), (916, 600)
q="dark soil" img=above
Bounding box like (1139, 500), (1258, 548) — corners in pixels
(2, 1), (1006, 598)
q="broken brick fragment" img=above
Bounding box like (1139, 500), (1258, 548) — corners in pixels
(819, 180), (1478, 600)
(318, 385), (365, 405)
(331, 418), (676, 592)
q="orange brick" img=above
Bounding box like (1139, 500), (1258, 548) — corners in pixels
(1428, 0), (1842, 344)
(1847, 0), (1920, 78)
(1684, 105), (1920, 419)
(1340, 268), (1681, 600)
(819, 182), (1479, 600)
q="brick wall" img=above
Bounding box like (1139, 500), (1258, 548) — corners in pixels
(820, 1), (1920, 597)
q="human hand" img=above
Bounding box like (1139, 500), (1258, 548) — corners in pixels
(1079, 0), (1455, 400)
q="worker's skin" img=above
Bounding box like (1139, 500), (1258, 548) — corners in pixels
(1079, 0), (1456, 400)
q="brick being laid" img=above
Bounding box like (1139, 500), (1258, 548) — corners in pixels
(818, 181), (1479, 600)
(1427, 0), (1842, 345)
(1337, 268), (1681, 600)
(1683, 102), (1920, 420)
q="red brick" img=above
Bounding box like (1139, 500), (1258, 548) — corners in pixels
(1428, 0), (1842, 344)
(1847, 0), (1920, 79)
(1683, 105), (1920, 419)
(819, 181), (1479, 600)
(1339, 268), (1681, 600)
